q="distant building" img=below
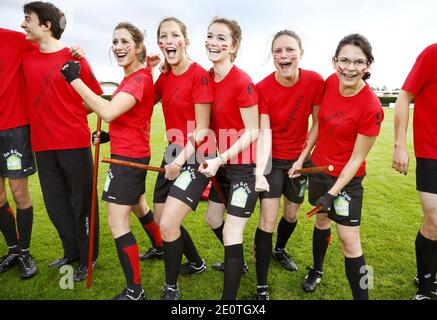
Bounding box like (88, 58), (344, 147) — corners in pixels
(372, 89), (401, 97)
(99, 81), (119, 97)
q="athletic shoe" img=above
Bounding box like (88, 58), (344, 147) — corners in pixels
(161, 283), (180, 300)
(254, 285), (270, 300)
(18, 255), (37, 279)
(73, 262), (95, 282)
(48, 256), (79, 268)
(272, 248), (298, 271)
(139, 247), (164, 261)
(414, 275), (437, 297)
(302, 267), (323, 292)
(0, 253), (19, 273)
(112, 288), (145, 300)
(180, 259), (206, 275)
(211, 261), (249, 274)
(413, 292), (432, 300)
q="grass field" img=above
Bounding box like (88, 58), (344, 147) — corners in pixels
(0, 106), (423, 300)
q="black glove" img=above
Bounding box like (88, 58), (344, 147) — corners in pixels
(91, 130), (110, 145)
(61, 60), (81, 83)
(315, 192), (336, 213)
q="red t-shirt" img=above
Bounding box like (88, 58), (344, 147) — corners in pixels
(0, 29), (36, 130)
(109, 68), (154, 158)
(155, 62), (214, 146)
(22, 47), (102, 152)
(211, 65), (259, 164)
(402, 43), (437, 160)
(257, 70), (324, 160)
(311, 74), (383, 177)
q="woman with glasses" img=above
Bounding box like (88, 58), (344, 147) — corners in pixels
(301, 34), (383, 300)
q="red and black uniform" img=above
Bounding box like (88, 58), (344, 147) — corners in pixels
(402, 43), (437, 193)
(102, 68), (154, 205)
(22, 47), (102, 265)
(153, 62), (214, 210)
(208, 65), (259, 218)
(0, 29), (37, 259)
(309, 73), (383, 226)
(257, 70), (324, 203)
(401, 44), (437, 298)
(0, 29), (36, 179)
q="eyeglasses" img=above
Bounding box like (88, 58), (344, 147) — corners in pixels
(335, 57), (368, 69)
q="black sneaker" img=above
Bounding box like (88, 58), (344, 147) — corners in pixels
(254, 285), (270, 300)
(272, 248), (298, 271)
(302, 267), (323, 292)
(112, 288), (145, 300)
(18, 255), (37, 279)
(0, 253), (19, 273)
(211, 261), (249, 274)
(73, 262), (95, 282)
(139, 247), (164, 261)
(180, 259), (206, 275)
(161, 283), (180, 300)
(414, 275), (437, 297)
(48, 256), (79, 268)
(413, 292), (432, 300)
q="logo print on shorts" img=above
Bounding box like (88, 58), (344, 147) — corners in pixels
(174, 170), (192, 191)
(6, 154), (22, 171)
(104, 170), (113, 192)
(334, 195), (350, 217)
(231, 187), (249, 208)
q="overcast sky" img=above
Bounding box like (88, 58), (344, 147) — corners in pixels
(2, 0), (436, 89)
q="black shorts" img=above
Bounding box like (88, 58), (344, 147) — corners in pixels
(0, 125), (36, 179)
(259, 158), (309, 203)
(153, 145), (183, 204)
(168, 157), (211, 211)
(209, 164), (259, 218)
(416, 158), (437, 194)
(102, 154), (149, 205)
(308, 171), (364, 227)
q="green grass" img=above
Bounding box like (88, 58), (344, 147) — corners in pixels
(0, 107), (421, 300)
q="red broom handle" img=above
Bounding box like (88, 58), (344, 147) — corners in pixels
(87, 117), (101, 288)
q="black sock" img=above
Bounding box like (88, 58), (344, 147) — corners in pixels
(416, 231), (435, 296)
(255, 228), (273, 286)
(114, 232), (142, 292)
(17, 206), (34, 255)
(345, 255), (368, 300)
(138, 209), (163, 249)
(222, 243), (244, 300)
(181, 225), (202, 266)
(275, 217), (297, 249)
(163, 235), (184, 286)
(212, 222), (224, 244)
(313, 227), (331, 272)
(0, 202), (18, 252)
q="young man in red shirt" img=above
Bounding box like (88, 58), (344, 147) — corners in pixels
(392, 43), (437, 300)
(20, 1), (102, 282)
(0, 28), (37, 279)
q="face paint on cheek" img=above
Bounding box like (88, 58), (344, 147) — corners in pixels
(221, 44), (228, 51)
(205, 40), (211, 49)
(158, 41), (164, 49)
(125, 44), (132, 52)
(336, 65), (344, 74)
(177, 40), (183, 47)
